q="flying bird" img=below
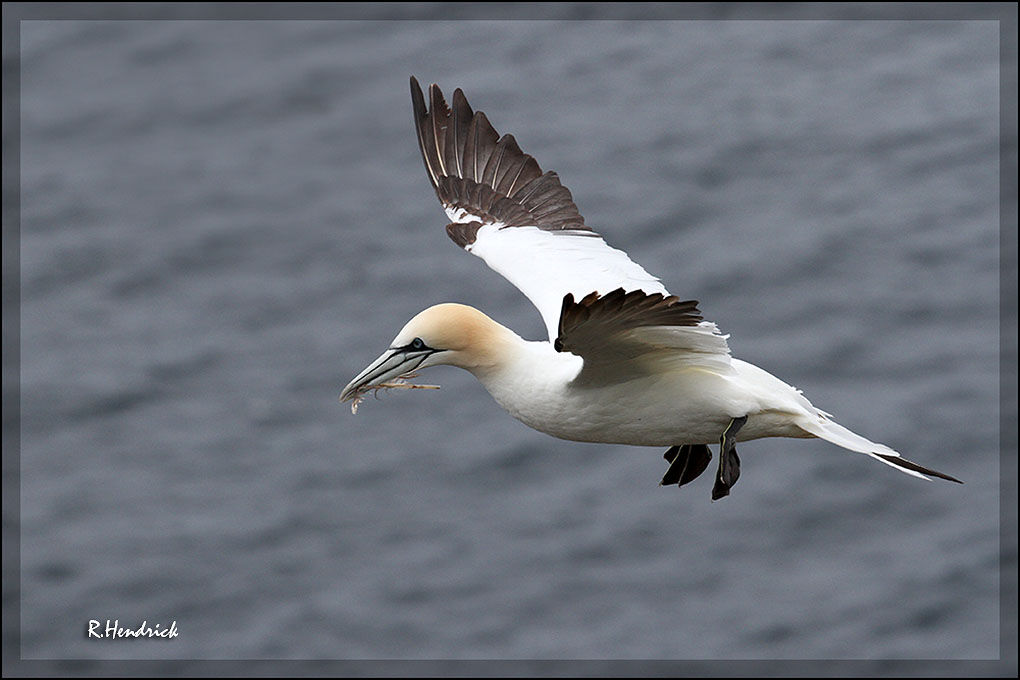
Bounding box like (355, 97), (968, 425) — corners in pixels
(341, 77), (961, 499)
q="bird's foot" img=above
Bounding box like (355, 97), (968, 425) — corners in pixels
(711, 416), (747, 500)
(660, 444), (712, 487)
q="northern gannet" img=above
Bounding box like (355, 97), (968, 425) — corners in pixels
(341, 77), (961, 500)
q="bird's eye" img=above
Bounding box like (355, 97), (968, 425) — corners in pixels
(410, 337), (425, 351)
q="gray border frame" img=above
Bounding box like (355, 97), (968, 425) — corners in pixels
(3, 2), (1016, 677)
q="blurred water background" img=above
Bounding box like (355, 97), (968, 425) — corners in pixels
(12, 8), (1006, 671)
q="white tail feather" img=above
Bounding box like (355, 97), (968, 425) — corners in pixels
(797, 415), (931, 481)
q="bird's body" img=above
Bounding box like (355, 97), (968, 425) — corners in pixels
(489, 352), (814, 447)
(450, 315), (804, 447)
(341, 77), (961, 499)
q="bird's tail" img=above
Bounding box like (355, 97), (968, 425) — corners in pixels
(797, 415), (962, 484)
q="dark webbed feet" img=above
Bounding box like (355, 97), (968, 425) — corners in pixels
(660, 444), (712, 487)
(711, 415), (748, 501)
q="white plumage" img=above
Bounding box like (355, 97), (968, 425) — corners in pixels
(340, 78), (960, 499)
(466, 223), (671, 341)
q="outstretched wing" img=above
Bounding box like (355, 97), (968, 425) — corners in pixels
(410, 77), (675, 342)
(556, 288), (733, 381)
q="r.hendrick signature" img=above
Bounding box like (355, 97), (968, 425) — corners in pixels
(87, 619), (178, 640)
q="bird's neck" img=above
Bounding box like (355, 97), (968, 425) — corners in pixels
(467, 327), (583, 410)
(452, 314), (532, 376)
(433, 306), (582, 406)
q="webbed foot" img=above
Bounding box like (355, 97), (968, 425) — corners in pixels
(711, 415), (747, 500)
(660, 444), (712, 487)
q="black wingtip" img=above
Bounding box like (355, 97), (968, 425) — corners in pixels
(410, 76), (425, 105)
(410, 76), (426, 119)
(429, 81), (448, 111)
(406, 78), (589, 233)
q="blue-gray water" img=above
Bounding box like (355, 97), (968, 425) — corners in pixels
(16, 17), (1002, 665)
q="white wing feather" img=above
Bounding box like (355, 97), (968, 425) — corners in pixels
(465, 223), (668, 341)
(413, 78), (729, 361)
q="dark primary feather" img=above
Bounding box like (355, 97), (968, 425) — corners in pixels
(410, 76), (589, 244)
(555, 288), (703, 355)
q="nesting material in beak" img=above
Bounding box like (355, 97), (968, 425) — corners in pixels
(343, 375), (440, 414)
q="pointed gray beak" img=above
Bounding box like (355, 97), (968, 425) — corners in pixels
(340, 347), (436, 403)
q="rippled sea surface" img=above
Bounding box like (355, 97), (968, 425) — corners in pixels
(15, 13), (1003, 669)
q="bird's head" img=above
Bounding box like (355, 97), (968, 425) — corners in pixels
(340, 303), (513, 407)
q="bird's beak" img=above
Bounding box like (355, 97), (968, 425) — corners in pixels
(340, 346), (437, 403)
